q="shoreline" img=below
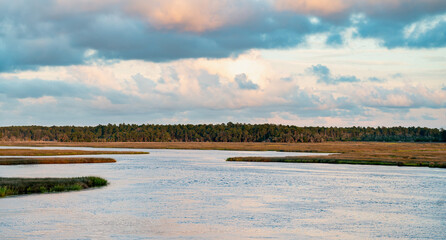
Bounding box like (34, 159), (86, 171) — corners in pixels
(0, 141), (445, 168)
(227, 156), (446, 168)
(1, 141), (445, 151)
(0, 148), (148, 156)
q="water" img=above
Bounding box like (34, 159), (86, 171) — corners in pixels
(0, 148), (445, 239)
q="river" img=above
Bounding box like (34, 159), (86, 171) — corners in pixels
(0, 147), (445, 239)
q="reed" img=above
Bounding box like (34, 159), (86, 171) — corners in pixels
(0, 157), (116, 165)
(0, 149), (148, 156)
(1, 141), (445, 168)
(227, 156), (446, 168)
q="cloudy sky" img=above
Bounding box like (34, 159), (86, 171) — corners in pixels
(0, 0), (445, 127)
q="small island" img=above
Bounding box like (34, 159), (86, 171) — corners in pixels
(0, 148), (147, 197)
(225, 142), (446, 168)
(227, 156), (446, 168)
(0, 157), (116, 165)
(0, 148), (148, 156)
(0, 177), (108, 197)
(0, 148), (148, 165)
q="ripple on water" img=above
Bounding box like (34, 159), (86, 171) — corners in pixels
(0, 148), (445, 239)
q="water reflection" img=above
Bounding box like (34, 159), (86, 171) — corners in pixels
(0, 148), (445, 239)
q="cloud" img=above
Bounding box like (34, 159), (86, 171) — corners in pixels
(0, 78), (90, 98)
(0, 77), (135, 110)
(392, 73), (403, 78)
(18, 96), (57, 106)
(1, 0), (445, 72)
(354, 85), (446, 109)
(309, 64), (361, 85)
(368, 77), (385, 82)
(422, 114), (438, 120)
(234, 73), (259, 90)
(326, 32), (344, 46)
(355, 13), (446, 48)
(196, 70), (221, 89)
(124, 0), (253, 32)
(275, 0), (446, 20)
(275, 0), (348, 16)
(0, 39), (445, 128)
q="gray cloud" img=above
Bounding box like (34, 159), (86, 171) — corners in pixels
(0, 78), (90, 98)
(368, 77), (386, 82)
(325, 32), (343, 46)
(359, 86), (446, 109)
(197, 71), (220, 89)
(310, 64), (361, 85)
(354, 14), (446, 48)
(234, 74), (259, 90)
(0, 78), (132, 106)
(132, 73), (157, 91)
(422, 114), (438, 120)
(0, 0), (445, 72)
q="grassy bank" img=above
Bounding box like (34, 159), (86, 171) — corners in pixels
(0, 176), (108, 197)
(0, 157), (116, 165)
(222, 142), (445, 168)
(0, 141), (444, 153)
(1, 141), (445, 168)
(227, 156), (446, 168)
(0, 148), (148, 156)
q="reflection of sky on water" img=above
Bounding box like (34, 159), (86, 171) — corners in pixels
(0, 148), (445, 239)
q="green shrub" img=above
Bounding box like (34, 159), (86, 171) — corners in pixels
(0, 186), (8, 197)
(88, 177), (108, 187)
(39, 186), (47, 193)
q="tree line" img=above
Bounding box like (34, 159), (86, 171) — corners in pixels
(0, 123), (445, 142)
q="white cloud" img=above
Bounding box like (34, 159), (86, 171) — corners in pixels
(17, 96), (57, 105)
(0, 39), (445, 127)
(404, 13), (446, 39)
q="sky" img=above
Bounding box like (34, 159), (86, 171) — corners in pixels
(0, 0), (445, 128)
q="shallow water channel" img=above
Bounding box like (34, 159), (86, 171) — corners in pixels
(0, 147), (445, 239)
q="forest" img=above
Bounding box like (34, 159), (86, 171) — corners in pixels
(0, 123), (444, 143)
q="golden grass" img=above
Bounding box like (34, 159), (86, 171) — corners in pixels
(1, 141), (445, 167)
(0, 141), (443, 152)
(0, 149), (148, 156)
(227, 156), (446, 168)
(220, 142), (446, 168)
(0, 157), (116, 165)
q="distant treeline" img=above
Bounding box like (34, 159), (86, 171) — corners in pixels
(0, 123), (445, 142)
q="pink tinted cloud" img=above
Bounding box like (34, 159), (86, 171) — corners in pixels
(275, 0), (348, 16)
(125, 0), (252, 32)
(274, 0), (446, 18)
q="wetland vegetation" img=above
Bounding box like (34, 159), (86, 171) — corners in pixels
(0, 157), (116, 165)
(0, 148), (148, 156)
(0, 148), (128, 196)
(0, 176), (108, 197)
(2, 141), (445, 168)
(227, 156), (446, 168)
(224, 142), (446, 168)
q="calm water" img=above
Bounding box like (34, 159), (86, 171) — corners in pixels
(0, 147), (445, 239)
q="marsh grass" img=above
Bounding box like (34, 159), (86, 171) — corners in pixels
(1, 141), (444, 153)
(0, 176), (108, 197)
(227, 156), (446, 168)
(0, 149), (148, 156)
(0, 157), (116, 165)
(1, 141), (445, 168)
